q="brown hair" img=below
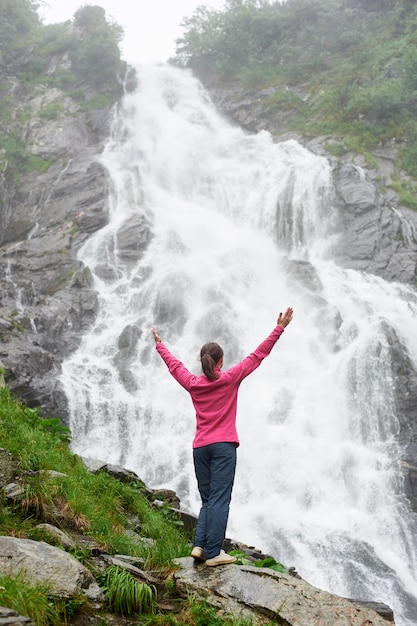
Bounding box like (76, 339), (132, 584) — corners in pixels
(200, 342), (223, 381)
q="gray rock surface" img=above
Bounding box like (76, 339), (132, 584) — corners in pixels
(0, 606), (34, 625)
(0, 143), (109, 420)
(0, 94), (153, 420)
(34, 523), (77, 550)
(0, 64), (150, 422)
(330, 157), (417, 284)
(0, 536), (103, 600)
(174, 557), (393, 625)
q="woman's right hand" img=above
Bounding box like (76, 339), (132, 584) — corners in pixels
(152, 327), (162, 344)
(277, 307), (293, 328)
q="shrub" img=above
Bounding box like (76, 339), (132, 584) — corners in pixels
(70, 5), (123, 89)
(97, 565), (157, 616)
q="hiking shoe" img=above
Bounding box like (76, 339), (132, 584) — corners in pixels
(191, 546), (206, 561)
(205, 550), (237, 567)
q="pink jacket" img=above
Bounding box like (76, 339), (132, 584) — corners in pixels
(156, 326), (285, 448)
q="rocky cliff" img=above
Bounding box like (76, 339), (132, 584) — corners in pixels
(0, 5), (129, 420)
(0, 80), (113, 419)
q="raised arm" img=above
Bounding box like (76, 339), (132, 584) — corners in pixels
(152, 327), (195, 390)
(224, 306), (294, 384)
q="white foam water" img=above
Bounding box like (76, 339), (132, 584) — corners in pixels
(60, 63), (417, 625)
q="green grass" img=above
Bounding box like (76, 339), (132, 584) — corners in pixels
(0, 570), (88, 625)
(230, 550), (288, 573)
(391, 179), (417, 212)
(0, 571), (61, 626)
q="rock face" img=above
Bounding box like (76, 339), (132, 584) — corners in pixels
(312, 143), (417, 286)
(174, 557), (393, 626)
(0, 147), (107, 420)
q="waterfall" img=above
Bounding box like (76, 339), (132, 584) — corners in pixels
(60, 63), (417, 626)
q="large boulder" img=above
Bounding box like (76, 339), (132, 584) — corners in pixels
(0, 536), (102, 600)
(330, 156), (417, 284)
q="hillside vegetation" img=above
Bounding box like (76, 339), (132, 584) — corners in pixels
(174, 0), (417, 189)
(0, 0), (123, 91)
(0, 0), (124, 181)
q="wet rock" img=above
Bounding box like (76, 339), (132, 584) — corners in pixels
(347, 599), (395, 622)
(0, 74), (116, 422)
(101, 554), (159, 584)
(113, 324), (142, 392)
(402, 440), (417, 511)
(151, 488), (181, 508)
(101, 463), (144, 485)
(335, 162), (377, 213)
(116, 213), (153, 264)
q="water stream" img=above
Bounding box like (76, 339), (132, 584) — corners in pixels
(60, 63), (417, 625)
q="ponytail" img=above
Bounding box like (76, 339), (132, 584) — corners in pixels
(200, 342), (223, 381)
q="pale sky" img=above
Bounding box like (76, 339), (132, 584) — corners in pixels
(40, 0), (226, 63)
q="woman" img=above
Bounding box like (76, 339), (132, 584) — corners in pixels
(152, 306), (293, 567)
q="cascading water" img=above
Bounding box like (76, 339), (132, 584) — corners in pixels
(60, 63), (417, 625)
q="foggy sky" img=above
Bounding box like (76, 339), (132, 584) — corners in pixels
(41, 0), (226, 63)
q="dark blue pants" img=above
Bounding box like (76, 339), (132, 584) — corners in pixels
(193, 442), (237, 559)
